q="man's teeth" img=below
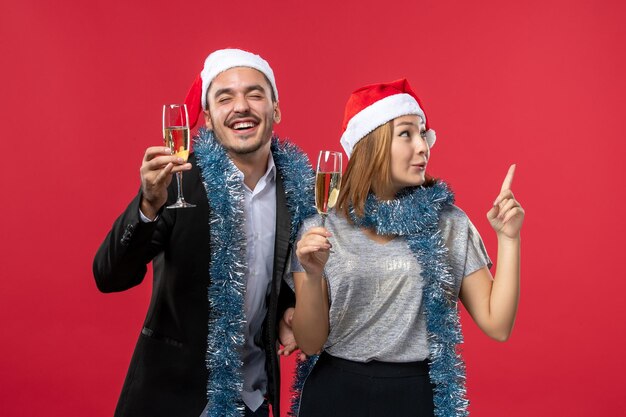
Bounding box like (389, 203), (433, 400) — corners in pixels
(233, 122), (255, 130)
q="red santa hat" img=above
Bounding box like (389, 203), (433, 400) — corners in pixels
(340, 79), (436, 158)
(184, 48), (278, 128)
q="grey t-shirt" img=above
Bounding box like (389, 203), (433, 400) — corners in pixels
(289, 205), (492, 362)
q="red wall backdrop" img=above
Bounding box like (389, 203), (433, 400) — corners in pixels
(1, 0), (625, 416)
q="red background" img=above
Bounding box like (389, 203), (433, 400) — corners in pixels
(1, 0), (625, 416)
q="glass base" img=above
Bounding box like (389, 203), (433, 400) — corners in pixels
(166, 198), (196, 209)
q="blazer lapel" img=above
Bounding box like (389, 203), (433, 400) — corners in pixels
(272, 174), (291, 295)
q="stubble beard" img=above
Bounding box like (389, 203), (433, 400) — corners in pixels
(214, 126), (272, 156)
(223, 137), (266, 155)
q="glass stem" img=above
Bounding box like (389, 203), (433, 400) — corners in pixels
(176, 171), (184, 202)
(320, 213), (333, 253)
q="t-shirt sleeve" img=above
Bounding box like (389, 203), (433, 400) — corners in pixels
(463, 218), (493, 277)
(285, 220), (309, 291)
(440, 206), (493, 286)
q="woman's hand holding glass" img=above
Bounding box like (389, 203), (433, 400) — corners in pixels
(295, 227), (333, 277)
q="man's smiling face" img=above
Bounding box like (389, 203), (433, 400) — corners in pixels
(204, 66), (280, 157)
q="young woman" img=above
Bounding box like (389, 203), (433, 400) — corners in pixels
(289, 79), (523, 417)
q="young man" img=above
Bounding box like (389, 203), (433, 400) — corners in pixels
(93, 49), (314, 417)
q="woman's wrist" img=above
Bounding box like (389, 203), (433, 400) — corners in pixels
(496, 233), (521, 245)
(303, 270), (325, 281)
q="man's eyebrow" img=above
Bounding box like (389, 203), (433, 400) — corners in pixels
(212, 87), (233, 98)
(212, 84), (267, 98)
(244, 85), (266, 94)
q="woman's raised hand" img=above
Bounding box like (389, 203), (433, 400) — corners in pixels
(295, 227), (333, 276)
(487, 164), (525, 239)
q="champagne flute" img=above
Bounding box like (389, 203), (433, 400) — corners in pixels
(315, 151), (342, 226)
(163, 104), (195, 209)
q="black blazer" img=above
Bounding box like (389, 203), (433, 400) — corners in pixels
(93, 155), (294, 417)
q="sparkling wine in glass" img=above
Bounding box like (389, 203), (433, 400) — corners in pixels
(163, 104), (195, 209)
(315, 151), (342, 226)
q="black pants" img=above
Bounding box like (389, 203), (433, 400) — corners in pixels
(298, 352), (435, 417)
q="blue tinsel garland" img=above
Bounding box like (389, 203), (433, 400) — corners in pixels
(194, 128), (315, 417)
(289, 182), (470, 417)
(287, 354), (318, 417)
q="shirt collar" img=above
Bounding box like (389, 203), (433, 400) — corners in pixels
(235, 152), (276, 193)
(264, 152), (276, 183)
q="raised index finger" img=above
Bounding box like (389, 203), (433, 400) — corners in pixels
(500, 164), (516, 192)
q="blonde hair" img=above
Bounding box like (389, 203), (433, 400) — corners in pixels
(337, 120), (436, 220)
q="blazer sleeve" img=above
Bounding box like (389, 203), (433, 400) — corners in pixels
(276, 279), (296, 319)
(92, 191), (173, 293)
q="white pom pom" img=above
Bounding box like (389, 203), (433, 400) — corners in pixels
(425, 129), (436, 148)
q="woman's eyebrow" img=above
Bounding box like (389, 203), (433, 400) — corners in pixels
(395, 121), (420, 128)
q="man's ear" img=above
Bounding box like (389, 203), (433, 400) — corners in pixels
(273, 103), (282, 124)
(203, 109), (213, 129)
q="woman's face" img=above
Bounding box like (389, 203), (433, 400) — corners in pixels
(388, 114), (430, 196)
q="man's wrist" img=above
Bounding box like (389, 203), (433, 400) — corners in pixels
(139, 208), (159, 223)
(139, 198), (160, 222)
